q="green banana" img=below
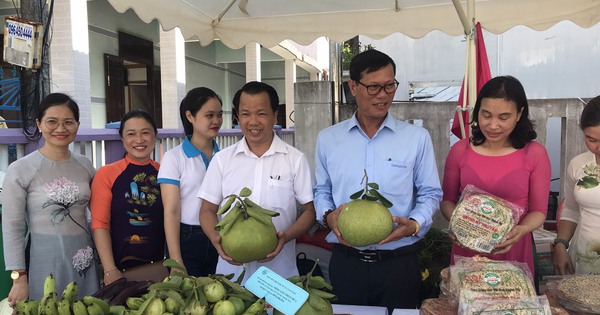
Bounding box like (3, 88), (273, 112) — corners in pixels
(81, 296), (110, 315)
(85, 303), (103, 315)
(15, 300), (29, 315)
(56, 298), (72, 315)
(108, 305), (126, 315)
(44, 274), (56, 296)
(217, 195), (237, 215)
(61, 282), (78, 303)
(125, 297), (143, 310)
(26, 300), (40, 315)
(39, 293), (59, 315)
(71, 301), (88, 315)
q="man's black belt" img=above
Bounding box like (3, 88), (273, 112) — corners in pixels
(334, 240), (425, 263)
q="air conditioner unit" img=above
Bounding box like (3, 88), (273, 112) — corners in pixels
(3, 16), (43, 70)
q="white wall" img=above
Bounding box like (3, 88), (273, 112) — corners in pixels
(362, 20), (600, 101)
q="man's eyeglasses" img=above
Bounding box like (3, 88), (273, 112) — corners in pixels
(356, 79), (399, 95)
(43, 119), (79, 130)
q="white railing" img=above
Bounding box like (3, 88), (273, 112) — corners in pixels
(0, 128), (295, 172)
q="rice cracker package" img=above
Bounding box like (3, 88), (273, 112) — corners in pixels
(450, 185), (525, 253)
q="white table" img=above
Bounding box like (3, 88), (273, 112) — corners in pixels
(391, 309), (419, 315)
(332, 304), (388, 315)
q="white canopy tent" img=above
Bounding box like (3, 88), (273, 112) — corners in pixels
(105, 0), (600, 49)
(106, 0), (600, 137)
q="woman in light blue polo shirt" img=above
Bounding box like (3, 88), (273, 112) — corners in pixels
(158, 87), (223, 276)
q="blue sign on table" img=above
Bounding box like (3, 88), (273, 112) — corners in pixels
(244, 266), (309, 315)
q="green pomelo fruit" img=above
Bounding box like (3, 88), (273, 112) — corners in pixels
(221, 215), (278, 263)
(337, 199), (393, 247)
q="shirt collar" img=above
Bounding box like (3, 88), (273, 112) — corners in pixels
(124, 154), (153, 165)
(346, 112), (397, 134)
(182, 136), (220, 157)
(234, 132), (288, 157)
(182, 135), (219, 167)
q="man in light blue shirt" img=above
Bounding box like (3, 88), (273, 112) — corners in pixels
(314, 49), (442, 310)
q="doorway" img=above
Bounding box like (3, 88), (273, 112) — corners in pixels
(104, 32), (162, 127)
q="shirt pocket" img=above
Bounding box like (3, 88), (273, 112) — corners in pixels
(380, 159), (413, 197)
(265, 177), (294, 212)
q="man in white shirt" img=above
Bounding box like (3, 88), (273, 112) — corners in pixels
(199, 81), (316, 283)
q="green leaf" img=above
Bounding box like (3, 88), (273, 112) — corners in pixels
(365, 195), (378, 201)
(163, 258), (185, 272)
(349, 189), (364, 200)
(365, 190), (377, 198)
(217, 195), (236, 215)
(370, 190), (393, 208)
(379, 197), (393, 208)
(239, 187), (252, 197)
(367, 182), (379, 190)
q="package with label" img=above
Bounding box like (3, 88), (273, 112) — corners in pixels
(547, 274), (600, 314)
(444, 257), (536, 308)
(450, 185), (525, 253)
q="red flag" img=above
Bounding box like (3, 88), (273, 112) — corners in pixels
(451, 22), (492, 139)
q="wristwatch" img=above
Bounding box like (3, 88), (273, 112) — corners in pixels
(11, 270), (27, 280)
(553, 238), (570, 249)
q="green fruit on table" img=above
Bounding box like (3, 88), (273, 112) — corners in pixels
(221, 215), (278, 263)
(337, 199), (393, 247)
(227, 296), (246, 315)
(213, 299), (237, 315)
(203, 281), (227, 303)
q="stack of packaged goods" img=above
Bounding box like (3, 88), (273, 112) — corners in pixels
(421, 257), (569, 315)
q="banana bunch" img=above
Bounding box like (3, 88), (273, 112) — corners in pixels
(14, 274), (111, 315)
(120, 259), (266, 315)
(274, 261), (336, 315)
(215, 187), (280, 263)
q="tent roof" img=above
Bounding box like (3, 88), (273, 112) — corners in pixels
(106, 0), (600, 49)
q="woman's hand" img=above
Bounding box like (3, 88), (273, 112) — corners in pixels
(103, 269), (124, 286)
(492, 225), (528, 255)
(552, 245), (575, 275)
(8, 277), (28, 309)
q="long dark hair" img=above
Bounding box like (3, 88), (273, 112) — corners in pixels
(180, 87), (222, 135)
(471, 76), (536, 149)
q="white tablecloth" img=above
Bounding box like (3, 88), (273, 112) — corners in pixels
(332, 304), (388, 315)
(391, 309), (419, 315)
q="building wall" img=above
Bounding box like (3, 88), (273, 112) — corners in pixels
(86, 0), (312, 129)
(361, 20), (600, 101)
